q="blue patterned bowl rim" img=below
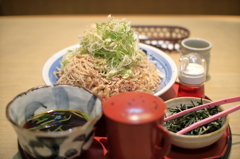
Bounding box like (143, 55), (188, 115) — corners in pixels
(42, 43), (177, 97)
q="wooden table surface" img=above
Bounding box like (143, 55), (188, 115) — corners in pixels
(0, 15), (240, 159)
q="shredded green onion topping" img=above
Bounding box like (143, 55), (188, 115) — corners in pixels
(60, 15), (144, 79)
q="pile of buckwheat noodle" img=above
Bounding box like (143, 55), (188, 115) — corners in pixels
(55, 53), (160, 98)
(54, 15), (161, 98)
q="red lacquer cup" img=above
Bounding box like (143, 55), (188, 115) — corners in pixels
(103, 91), (171, 159)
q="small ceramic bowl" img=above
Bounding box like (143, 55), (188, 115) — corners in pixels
(164, 97), (229, 149)
(6, 84), (103, 159)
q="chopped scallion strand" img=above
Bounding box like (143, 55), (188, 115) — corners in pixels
(53, 125), (63, 131)
(70, 110), (91, 121)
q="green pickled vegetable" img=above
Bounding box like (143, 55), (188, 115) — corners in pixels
(164, 99), (223, 135)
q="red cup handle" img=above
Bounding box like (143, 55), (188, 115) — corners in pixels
(153, 124), (171, 158)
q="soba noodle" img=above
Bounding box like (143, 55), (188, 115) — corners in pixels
(55, 51), (160, 98)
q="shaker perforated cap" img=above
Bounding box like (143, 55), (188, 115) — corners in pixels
(178, 53), (207, 84)
(103, 91), (166, 124)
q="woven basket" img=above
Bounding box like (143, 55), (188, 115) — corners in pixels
(132, 25), (190, 52)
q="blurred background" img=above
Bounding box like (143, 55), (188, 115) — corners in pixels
(0, 0), (240, 15)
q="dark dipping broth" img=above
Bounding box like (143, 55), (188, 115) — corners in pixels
(23, 109), (91, 132)
(164, 99), (223, 135)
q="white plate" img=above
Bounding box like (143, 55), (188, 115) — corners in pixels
(42, 43), (177, 97)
